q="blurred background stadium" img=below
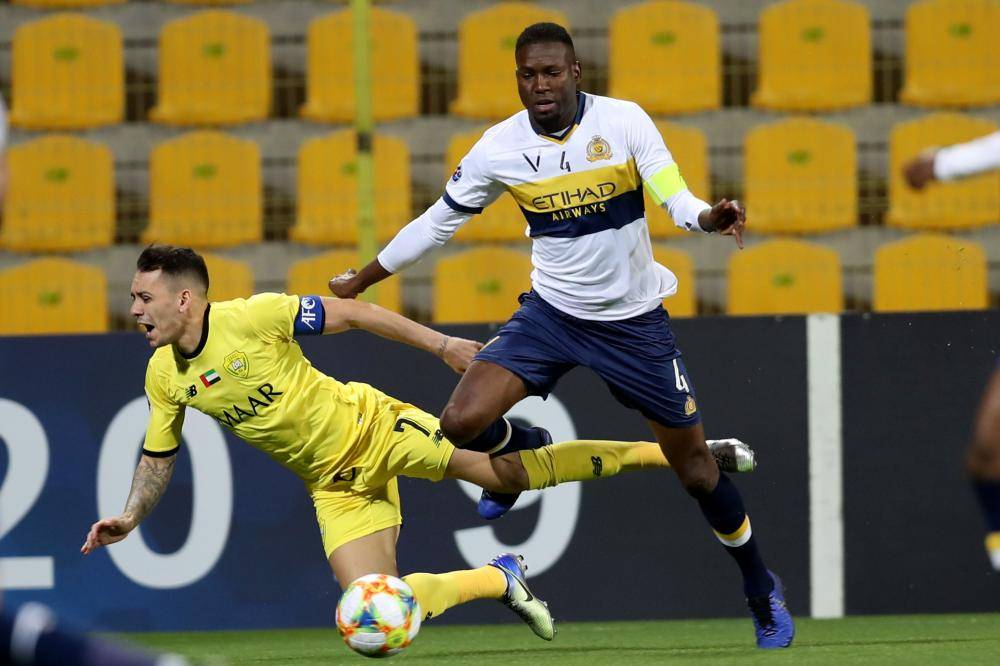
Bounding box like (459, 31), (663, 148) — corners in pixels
(0, 0), (997, 334)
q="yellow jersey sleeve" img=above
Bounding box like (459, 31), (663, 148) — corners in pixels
(245, 292), (305, 343)
(142, 359), (184, 457)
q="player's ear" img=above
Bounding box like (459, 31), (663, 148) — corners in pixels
(571, 59), (581, 82)
(177, 288), (192, 312)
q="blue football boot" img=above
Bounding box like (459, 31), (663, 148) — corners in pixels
(478, 426), (552, 520)
(747, 571), (795, 648)
(488, 552), (555, 640)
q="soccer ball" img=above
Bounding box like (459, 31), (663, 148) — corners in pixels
(335, 573), (422, 658)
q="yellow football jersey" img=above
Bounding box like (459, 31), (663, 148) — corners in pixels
(143, 293), (386, 488)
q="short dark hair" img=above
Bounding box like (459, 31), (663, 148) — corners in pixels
(515, 22), (575, 58)
(137, 244), (209, 293)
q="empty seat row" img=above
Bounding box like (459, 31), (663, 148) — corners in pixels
(436, 236), (991, 321)
(460, 0), (1000, 115)
(0, 130), (412, 251)
(7, 0), (1000, 130)
(5, 112), (996, 252)
(8, 9), (418, 129)
(728, 235), (989, 315)
(0, 234), (988, 335)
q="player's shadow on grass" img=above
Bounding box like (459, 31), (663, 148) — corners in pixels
(403, 636), (997, 661)
(802, 637), (995, 648)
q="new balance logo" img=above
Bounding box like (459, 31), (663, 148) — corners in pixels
(591, 456), (603, 477)
(186, 385), (197, 398)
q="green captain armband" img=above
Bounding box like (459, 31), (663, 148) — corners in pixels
(643, 163), (688, 207)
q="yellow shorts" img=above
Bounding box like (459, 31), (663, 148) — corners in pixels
(311, 399), (456, 558)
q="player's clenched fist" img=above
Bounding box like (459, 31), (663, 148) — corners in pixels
(329, 268), (362, 299)
(81, 516), (135, 555)
(439, 336), (484, 374)
(699, 198), (747, 249)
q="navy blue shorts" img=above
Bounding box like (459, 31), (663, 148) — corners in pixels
(475, 291), (701, 428)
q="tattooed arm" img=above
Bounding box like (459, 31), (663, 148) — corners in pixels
(81, 454), (176, 555)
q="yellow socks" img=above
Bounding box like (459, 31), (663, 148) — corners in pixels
(402, 565), (507, 620)
(519, 439), (670, 490)
(986, 532), (1000, 571)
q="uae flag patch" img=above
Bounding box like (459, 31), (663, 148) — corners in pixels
(199, 369), (221, 388)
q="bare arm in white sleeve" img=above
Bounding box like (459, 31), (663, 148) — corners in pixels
(664, 189), (712, 232)
(934, 131), (1000, 181)
(330, 131), (503, 298)
(376, 198), (473, 273)
(623, 100), (745, 243)
(904, 130), (1000, 189)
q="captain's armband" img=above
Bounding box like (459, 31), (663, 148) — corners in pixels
(294, 295), (326, 336)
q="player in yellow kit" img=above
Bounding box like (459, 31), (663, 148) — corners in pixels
(81, 245), (753, 639)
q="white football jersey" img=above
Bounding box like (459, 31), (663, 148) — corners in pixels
(444, 93), (694, 320)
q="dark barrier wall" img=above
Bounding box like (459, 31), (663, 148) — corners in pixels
(841, 311), (1000, 614)
(0, 312), (995, 631)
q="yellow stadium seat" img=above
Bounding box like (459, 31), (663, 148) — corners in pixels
(201, 253), (254, 302)
(9, 14), (123, 130)
(451, 3), (569, 120)
(433, 248), (532, 323)
(645, 122), (710, 239)
(743, 118), (857, 234)
(873, 234), (987, 312)
(0, 259), (108, 335)
(887, 113), (1000, 230)
(287, 250), (402, 313)
(652, 245), (696, 317)
(609, 1), (720, 114)
(300, 8), (418, 123)
(444, 129), (527, 242)
(727, 239), (843, 315)
(901, 0), (1000, 108)
(292, 130), (411, 246)
(150, 10), (270, 126)
(1, 136), (114, 252)
(144, 131), (262, 248)
(753, 0), (871, 112)
(12, 0), (124, 7)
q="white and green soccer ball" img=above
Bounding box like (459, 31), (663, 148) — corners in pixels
(336, 573), (422, 658)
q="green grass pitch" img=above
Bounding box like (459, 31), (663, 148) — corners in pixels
(127, 614), (1000, 665)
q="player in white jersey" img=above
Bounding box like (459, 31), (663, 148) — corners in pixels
(904, 131), (1000, 570)
(332, 23), (791, 648)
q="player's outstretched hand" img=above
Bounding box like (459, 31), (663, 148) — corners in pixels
(441, 336), (483, 374)
(329, 268), (362, 299)
(81, 516), (135, 555)
(903, 151), (937, 190)
(701, 198), (746, 249)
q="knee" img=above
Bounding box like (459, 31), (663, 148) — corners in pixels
(495, 456), (530, 492)
(674, 449), (719, 498)
(439, 403), (486, 447)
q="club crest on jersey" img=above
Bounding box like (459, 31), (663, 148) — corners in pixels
(586, 135), (612, 162)
(684, 395), (698, 416)
(224, 350), (249, 379)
